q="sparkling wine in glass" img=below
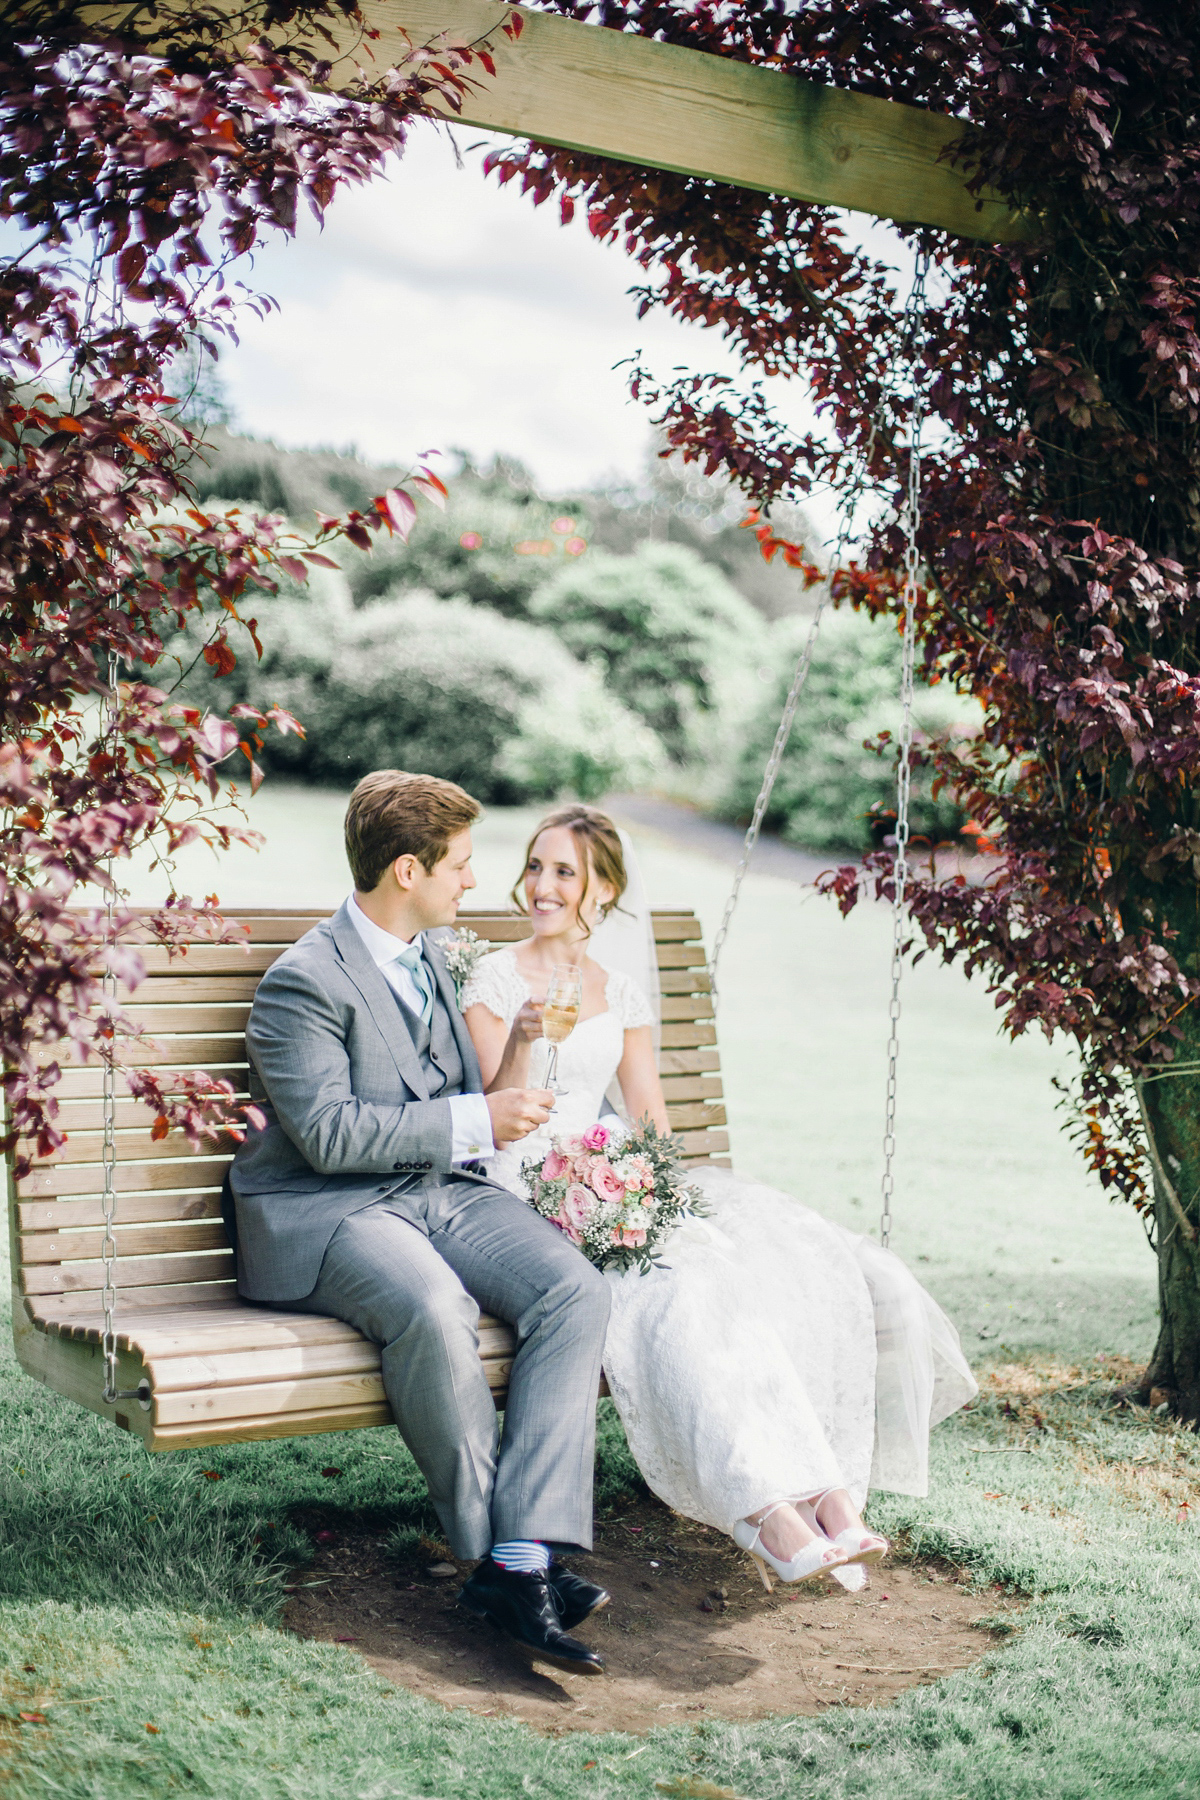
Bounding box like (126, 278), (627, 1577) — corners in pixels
(542, 963), (583, 1095)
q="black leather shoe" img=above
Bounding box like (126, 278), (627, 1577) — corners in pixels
(459, 1558), (606, 1675)
(547, 1560), (610, 1632)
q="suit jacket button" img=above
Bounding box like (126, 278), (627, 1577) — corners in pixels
(422, 1161), (432, 1170)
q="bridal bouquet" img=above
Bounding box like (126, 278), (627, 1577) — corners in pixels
(521, 1120), (705, 1275)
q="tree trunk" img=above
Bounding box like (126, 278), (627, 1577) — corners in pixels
(1128, 878), (1200, 1423)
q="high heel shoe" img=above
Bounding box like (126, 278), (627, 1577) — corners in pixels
(732, 1504), (849, 1593)
(826, 1526), (889, 1567)
(805, 1491), (889, 1569)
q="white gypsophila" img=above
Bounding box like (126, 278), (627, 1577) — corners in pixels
(442, 928), (488, 1004)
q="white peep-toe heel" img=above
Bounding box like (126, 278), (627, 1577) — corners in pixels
(804, 1490), (890, 1568)
(732, 1503), (850, 1593)
(828, 1526), (890, 1566)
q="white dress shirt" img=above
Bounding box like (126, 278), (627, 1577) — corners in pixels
(346, 895), (494, 1163)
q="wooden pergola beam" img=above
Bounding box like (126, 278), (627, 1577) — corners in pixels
(81, 0), (1030, 242)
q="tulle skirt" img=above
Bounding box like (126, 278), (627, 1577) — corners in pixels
(599, 1166), (977, 1535)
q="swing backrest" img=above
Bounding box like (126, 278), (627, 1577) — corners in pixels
(5, 908), (727, 1448)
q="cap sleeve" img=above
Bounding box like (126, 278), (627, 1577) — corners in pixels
(461, 949), (526, 1028)
(606, 967), (656, 1031)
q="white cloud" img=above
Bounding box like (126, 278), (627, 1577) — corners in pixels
(217, 125), (828, 505)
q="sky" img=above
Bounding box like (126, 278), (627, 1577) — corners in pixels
(212, 123), (907, 538)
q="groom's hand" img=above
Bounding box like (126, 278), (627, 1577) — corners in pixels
(486, 1087), (555, 1145)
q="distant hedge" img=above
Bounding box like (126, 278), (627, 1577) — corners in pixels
(170, 589), (662, 803)
(530, 542), (766, 763)
(718, 607), (976, 853)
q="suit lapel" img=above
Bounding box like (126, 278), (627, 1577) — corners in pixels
(425, 933), (484, 1093)
(328, 901), (430, 1100)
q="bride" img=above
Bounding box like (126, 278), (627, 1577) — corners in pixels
(462, 804), (976, 1590)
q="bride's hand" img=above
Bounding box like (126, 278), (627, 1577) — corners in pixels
(508, 998), (545, 1046)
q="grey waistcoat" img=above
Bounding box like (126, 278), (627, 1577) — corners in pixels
(229, 903), (487, 1304)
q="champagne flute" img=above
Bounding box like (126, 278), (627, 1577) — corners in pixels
(542, 963), (583, 1096)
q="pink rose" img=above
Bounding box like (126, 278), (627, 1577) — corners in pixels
(588, 1159), (626, 1204)
(562, 1135), (587, 1158)
(541, 1149), (569, 1182)
(562, 1183), (594, 1235)
(614, 1225), (647, 1248)
(554, 1207), (584, 1245)
(582, 1123), (610, 1151)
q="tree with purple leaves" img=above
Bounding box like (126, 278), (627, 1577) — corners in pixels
(488, 2), (1200, 1417)
(0, 3), (504, 1176)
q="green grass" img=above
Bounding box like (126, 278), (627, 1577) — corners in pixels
(3, 796), (1185, 1796)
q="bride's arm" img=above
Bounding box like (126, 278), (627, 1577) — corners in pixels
(617, 1026), (670, 1134)
(465, 1000), (545, 1092)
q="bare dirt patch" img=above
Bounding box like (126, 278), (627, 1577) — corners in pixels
(283, 1495), (1017, 1735)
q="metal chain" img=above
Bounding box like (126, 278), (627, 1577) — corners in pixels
(96, 651), (148, 1410)
(879, 251), (929, 1252)
(709, 418), (888, 996)
(708, 278), (924, 999)
(99, 652), (122, 1403)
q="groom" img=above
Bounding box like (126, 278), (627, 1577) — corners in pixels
(230, 770), (611, 1674)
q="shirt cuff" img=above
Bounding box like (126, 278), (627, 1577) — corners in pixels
(449, 1093), (495, 1164)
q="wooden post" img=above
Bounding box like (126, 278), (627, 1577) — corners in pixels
(78, 0), (1031, 241)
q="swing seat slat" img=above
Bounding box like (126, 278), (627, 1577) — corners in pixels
(6, 908), (729, 1450)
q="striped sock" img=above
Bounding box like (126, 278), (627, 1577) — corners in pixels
(490, 1540), (551, 1574)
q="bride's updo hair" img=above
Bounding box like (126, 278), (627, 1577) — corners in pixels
(511, 804), (628, 935)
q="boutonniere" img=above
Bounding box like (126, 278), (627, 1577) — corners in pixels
(441, 927), (487, 1006)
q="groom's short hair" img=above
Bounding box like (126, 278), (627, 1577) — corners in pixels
(345, 771), (481, 891)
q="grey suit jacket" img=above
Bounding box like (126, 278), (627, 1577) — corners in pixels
(230, 901), (487, 1302)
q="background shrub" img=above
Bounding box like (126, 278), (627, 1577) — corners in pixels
(530, 541), (766, 762)
(172, 588), (661, 803)
(339, 489), (587, 616)
(718, 607), (978, 852)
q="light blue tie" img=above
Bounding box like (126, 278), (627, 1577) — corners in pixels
(392, 940), (434, 1025)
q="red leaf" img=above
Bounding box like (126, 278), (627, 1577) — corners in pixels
(118, 243), (147, 289)
(302, 552), (340, 569)
(151, 1114), (169, 1141)
(201, 1469), (222, 1480)
(202, 638), (237, 678)
(19, 1712), (48, 1725)
(276, 555), (309, 581)
(382, 487), (418, 541)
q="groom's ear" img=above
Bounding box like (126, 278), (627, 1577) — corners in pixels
(390, 853), (423, 893)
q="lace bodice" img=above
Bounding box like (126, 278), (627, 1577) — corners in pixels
(461, 947), (654, 1191)
(463, 947), (654, 1038)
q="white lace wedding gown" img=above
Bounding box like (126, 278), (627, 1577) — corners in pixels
(462, 948), (977, 1534)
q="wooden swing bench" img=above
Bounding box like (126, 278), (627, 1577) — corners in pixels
(7, 909), (729, 1452)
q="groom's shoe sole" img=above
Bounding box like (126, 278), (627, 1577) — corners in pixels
(458, 1568), (606, 1675)
(459, 1594), (608, 1676)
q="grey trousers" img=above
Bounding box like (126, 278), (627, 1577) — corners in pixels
(292, 1181), (610, 1560)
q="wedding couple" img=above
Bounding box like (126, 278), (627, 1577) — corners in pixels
(230, 770), (976, 1677)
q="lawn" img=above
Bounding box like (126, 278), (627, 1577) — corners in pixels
(4, 788), (1192, 1798)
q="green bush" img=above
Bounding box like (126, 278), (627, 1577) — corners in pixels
(172, 588), (662, 803)
(719, 606), (978, 852)
(341, 490), (590, 616)
(529, 541), (766, 762)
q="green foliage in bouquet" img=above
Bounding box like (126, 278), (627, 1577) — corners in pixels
(522, 1118), (706, 1276)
